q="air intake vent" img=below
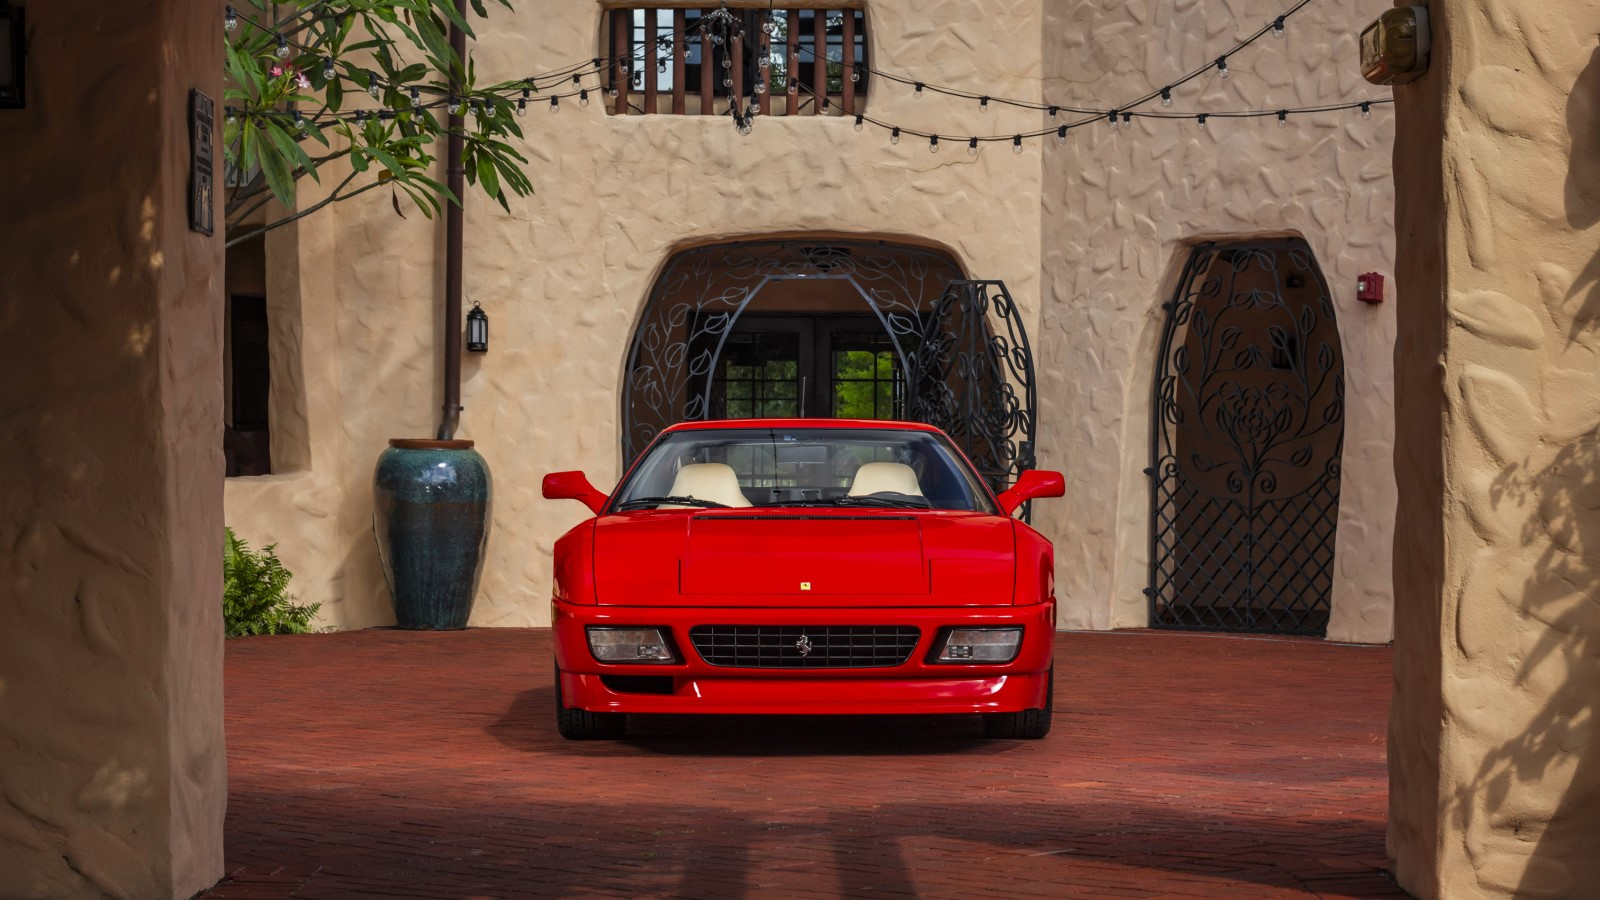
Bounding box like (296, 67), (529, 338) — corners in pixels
(689, 625), (920, 669)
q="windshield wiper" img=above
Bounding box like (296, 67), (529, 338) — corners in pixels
(615, 496), (731, 510)
(831, 494), (933, 509)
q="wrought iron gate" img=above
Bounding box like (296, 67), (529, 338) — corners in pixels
(1148, 240), (1344, 636)
(907, 280), (1037, 494)
(621, 242), (1038, 506)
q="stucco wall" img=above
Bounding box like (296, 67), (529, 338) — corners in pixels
(225, 0), (1046, 629)
(0, 1), (227, 896)
(1389, 0), (1600, 896)
(1038, 0), (1398, 643)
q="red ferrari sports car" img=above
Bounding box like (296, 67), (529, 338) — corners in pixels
(541, 419), (1065, 740)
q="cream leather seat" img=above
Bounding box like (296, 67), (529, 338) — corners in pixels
(847, 462), (925, 497)
(660, 463), (752, 508)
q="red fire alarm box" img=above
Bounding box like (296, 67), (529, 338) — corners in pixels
(1358, 272), (1385, 304)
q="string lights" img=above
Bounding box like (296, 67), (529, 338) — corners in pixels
(224, 0), (1391, 157)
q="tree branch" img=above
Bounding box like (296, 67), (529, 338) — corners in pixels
(225, 170), (388, 247)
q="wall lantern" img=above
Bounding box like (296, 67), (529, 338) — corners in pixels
(466, 302), (488, 353)
(0, 2), (24, 109)
(1360, 6), (1430, 86)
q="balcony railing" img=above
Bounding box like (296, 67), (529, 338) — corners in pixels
(605, 7), (868, 117)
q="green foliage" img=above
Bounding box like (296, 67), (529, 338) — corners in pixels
(223, 527), (321, 637)
(223, 0), (531, 245)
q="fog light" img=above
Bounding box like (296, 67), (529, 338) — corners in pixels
(934, 627), (1022, 664)
(587, 627), (677, 664)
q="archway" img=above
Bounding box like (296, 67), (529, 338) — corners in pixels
(1148, 239), (1345, 636)
(621, 238), (1037, 493)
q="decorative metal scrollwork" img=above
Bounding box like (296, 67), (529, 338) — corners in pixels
(1148, 240), (1345, 636)
(908, 280), (1038, 503)
(622, 240), (964, 462)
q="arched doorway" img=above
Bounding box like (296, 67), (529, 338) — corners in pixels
(1149, 239), (1345, 636)
(622, 238), (1037, 494)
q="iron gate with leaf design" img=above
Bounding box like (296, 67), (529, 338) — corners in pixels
(1147, 240), (1345, 636)
(622, 240), (1036, 499)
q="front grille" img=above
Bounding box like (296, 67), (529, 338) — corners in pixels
(689, 625), (921, 669)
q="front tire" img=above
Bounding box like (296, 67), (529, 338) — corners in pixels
(982, 666), (1053, 739)
(555, 665), (627, 740)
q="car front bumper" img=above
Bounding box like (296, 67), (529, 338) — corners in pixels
(552, 599), (1055, 715)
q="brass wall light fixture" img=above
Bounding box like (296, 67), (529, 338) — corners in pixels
(1361, 6), (1431, 86)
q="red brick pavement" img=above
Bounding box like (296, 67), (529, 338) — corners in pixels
(206, 629), (1404, 899)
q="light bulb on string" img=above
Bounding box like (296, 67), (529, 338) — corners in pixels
(469, 99), (481, 121)
(323, 58), (337, 81)
(1197, 113), (1209, 131)
(788, 78), (798, 95)
(1272, 16), (1286, 39)
(754, 78), (766, 94)
(1216, 57), (1230, 79)
(722, 75), (732, 88)
(579, 89), (590, 107)
(224, 6), (238, 32)
(410, 85), (422, 104)
(1276, 110), (1288, 127)
(850, 66), (859, 83)
(517, 96), (527, 115)
(1122, 112), (1132, 127)
(979, 96), (990, 113)
(967, 137), (979, 156)
(275, 34), (291, 59)
(853, 113), (864, 132)
(293, 110), (305, 131)
(1056, 125), (1068, 145)
(890, 127), (901, 145)
(658, 57), (668, 73)
(1012, 135), (1024, 154)
(1361, 101), (1372, 120)
(1160, 87), (1173, 108)
(913, 82), (924, 99)
(1048, 106), (1059, 119)
(368, 73), (381, 100)
(1108, 110), (1119, 131)
(549, 96), (559, 113)
(929, 135), (939, 153)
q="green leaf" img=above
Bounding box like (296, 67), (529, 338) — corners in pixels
(476, 147), (500, 200)
(256, 136), (298, 208)
(325, 76), (344, 113)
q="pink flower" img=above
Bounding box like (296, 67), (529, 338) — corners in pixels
(295, 69), (311, 90)
(270, 64), (283, 78)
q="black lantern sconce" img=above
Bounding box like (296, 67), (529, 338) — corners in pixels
(0, 2), (25, 109)
(466, 302), (488, 353)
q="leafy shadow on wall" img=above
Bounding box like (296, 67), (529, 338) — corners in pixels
(1470, 435), (1600, 897)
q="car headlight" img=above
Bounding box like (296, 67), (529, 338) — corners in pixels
(931, 626), (1023, 664)
(586, 626), (679, 664)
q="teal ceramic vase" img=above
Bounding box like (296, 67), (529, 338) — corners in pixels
(373, 439), (492, 630)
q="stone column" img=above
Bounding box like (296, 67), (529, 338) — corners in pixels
(1389, 1), (1600, 896)
(0, 1), (227, 897)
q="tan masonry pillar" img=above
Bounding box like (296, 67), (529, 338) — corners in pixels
(0, 0), (227, 897)
(1388, 0), (1600, 896)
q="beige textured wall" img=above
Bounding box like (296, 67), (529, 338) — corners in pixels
(1038, 0), (1398, 642)
(0, 1), (227, 896)
(225, 0), (1046, 628)
(1389, 0), (1600, 896)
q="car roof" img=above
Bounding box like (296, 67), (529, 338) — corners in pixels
(661, 418), (943, 434)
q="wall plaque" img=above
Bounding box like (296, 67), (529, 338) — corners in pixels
(190, 89), (215, 236)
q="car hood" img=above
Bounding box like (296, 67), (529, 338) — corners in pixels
(592, 509), (1017, 607)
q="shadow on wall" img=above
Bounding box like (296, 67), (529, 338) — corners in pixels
(1461, 47), (1600, 897)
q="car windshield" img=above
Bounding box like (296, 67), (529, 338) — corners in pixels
(612, 427), (998, 513)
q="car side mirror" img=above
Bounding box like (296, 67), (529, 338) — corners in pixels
(542, 471), (609, 515)
(996, 470), (1066, 516)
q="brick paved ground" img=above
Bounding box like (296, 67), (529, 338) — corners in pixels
(206, 629), (1403, 899)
